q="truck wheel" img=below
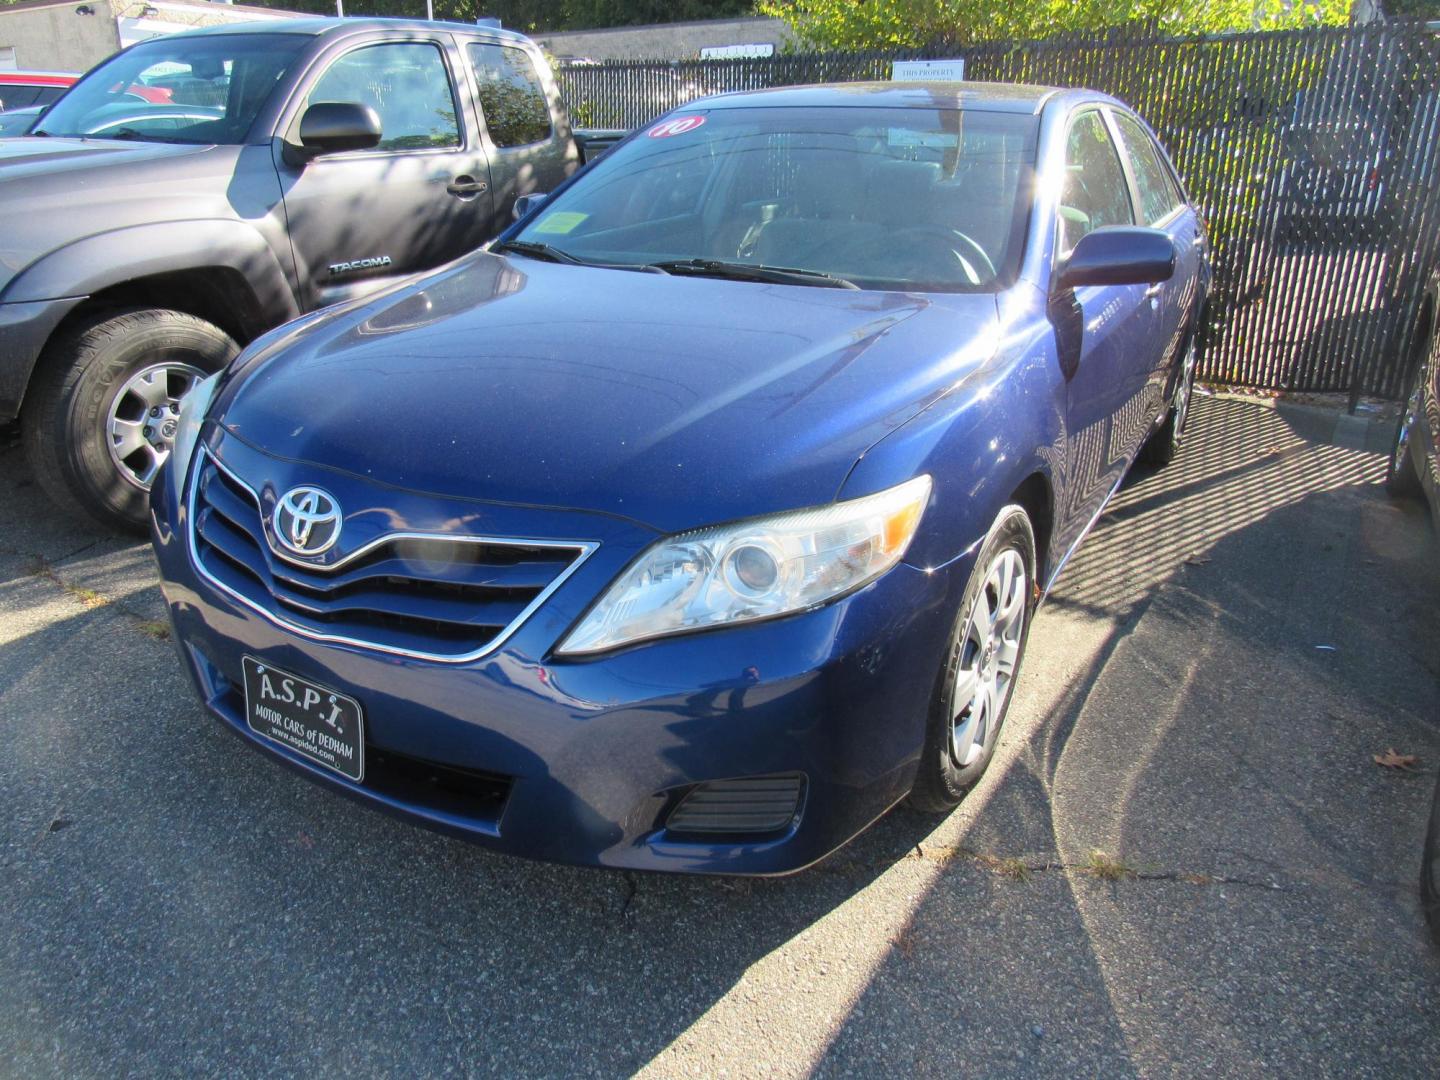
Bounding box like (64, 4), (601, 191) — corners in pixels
(908, 505), (1036, 812)
(22, 308), (237, 534)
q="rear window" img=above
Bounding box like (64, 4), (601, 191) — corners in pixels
(0, 85), (41, 109)
(1113, 112), (1184, 226)
(468, 43), (551, 148)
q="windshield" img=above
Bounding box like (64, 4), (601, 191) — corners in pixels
(514, 105), (1038, 292)
(35, 34), (307, 144)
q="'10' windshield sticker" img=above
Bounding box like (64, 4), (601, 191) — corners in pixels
(648, 115), (706, 138)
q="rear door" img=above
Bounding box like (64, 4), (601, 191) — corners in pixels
(1110, 109), (1202, 417)
(461, 39), (579, 238)
(1051, 107), (1158, 556)
(274, 33), (495, 310)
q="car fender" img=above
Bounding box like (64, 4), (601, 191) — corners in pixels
(0, 219), (300, 324)
(838, 304), (1065, 579)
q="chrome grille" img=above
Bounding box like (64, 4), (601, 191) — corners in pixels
(186, 449), (595, 662)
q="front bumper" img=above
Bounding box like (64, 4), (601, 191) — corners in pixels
(152, 434), (963, 875)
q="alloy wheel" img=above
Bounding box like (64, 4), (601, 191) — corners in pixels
(1174, 338), (1198, 436)
(106, 362), (205, 491)
(1393, 380), (1421, 474)
(950, 548), (1028, 768)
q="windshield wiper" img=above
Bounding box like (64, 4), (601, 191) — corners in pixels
(101, 127), (188, 144)
(491, 240), (587, 265)
(647, 258), (859, 290)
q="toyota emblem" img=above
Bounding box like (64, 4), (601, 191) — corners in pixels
(273, 486), (342, 556)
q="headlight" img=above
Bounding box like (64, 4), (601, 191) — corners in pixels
(558, 475), (932, 655)
(170, 370), (221, 480)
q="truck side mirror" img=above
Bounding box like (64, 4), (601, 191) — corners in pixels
(512, 192), (548, 221)
(297, 102), (382, 158)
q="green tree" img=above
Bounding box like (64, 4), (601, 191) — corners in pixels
(757, 0), (1353, 51)
(244, 0), (755, 33)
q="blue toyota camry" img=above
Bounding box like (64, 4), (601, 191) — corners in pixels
(151, 82), (1209, 874)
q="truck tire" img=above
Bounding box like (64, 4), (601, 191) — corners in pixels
(22, 307), (237, 534)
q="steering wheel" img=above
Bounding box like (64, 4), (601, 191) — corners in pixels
(853, 226), (998, 286)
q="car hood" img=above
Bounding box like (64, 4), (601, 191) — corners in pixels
(0, 139), (235, 298)
(0, 135), (205, 170)
(215, 254), (1001, 534)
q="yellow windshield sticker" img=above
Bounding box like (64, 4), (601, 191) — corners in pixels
(531, 212), (588, 235)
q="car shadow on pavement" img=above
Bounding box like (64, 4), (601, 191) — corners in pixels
(813, 396), (1440, 1077)
(1, 397), (1438, 1077)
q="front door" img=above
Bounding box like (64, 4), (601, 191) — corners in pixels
(1050, 107), (1158, 562)
(274, 35), (494, 310)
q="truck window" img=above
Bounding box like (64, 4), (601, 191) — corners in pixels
(307, 42), (460, 152)
(467, 43), (551, 148)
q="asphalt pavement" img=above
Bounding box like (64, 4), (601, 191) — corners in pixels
(1, 393), (1437, 1078)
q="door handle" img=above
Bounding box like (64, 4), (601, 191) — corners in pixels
(1143, 283), (1164, 299)
(446, 175), (488, 198)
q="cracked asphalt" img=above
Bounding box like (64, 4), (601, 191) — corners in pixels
(1, 393), (1438, 1078)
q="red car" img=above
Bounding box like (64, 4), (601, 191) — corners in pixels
(0, 70), (78, 112)
(0, 69), (171, 113)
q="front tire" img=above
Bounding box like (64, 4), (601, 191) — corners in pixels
(908, 505), (1037, 812)
(22, 307), (237, 533)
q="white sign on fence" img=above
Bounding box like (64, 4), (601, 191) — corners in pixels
(700, 43), (776, 60)
(891, 59), (966, 82)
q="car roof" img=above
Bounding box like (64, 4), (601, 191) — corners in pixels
(177, 16), (533, 46)
(695, 81), (1108, 115)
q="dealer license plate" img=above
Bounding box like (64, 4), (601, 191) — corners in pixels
(241, 656), (364, 783)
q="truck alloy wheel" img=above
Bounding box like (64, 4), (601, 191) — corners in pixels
(23, 307), (236, 533)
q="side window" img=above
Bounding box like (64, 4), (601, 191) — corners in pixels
(306, 42), (459, 152)
(1059, 110), (1134, 253)
(467, 43), (552, 148)
(32, 85), (68, 107)
(1113, 112), (1182, 226)
(1, 86), (40, 108)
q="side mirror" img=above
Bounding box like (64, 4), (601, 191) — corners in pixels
(1055, 226), (1175, 291)
(512, 192), (548, 221)
(297, 101), (381, 158)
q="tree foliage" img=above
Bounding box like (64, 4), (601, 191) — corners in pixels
(242, 0), (755, 34)
(756, 0), (1354, 51)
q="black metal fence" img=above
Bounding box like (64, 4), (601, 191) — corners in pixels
(556, 24), (1440, 400)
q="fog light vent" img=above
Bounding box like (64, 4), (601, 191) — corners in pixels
(665, 774), (805, 836)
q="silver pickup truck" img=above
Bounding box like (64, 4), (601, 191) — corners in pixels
(0, 18), (622, 530)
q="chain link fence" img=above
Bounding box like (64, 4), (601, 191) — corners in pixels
(556, 24), (1440, 401)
